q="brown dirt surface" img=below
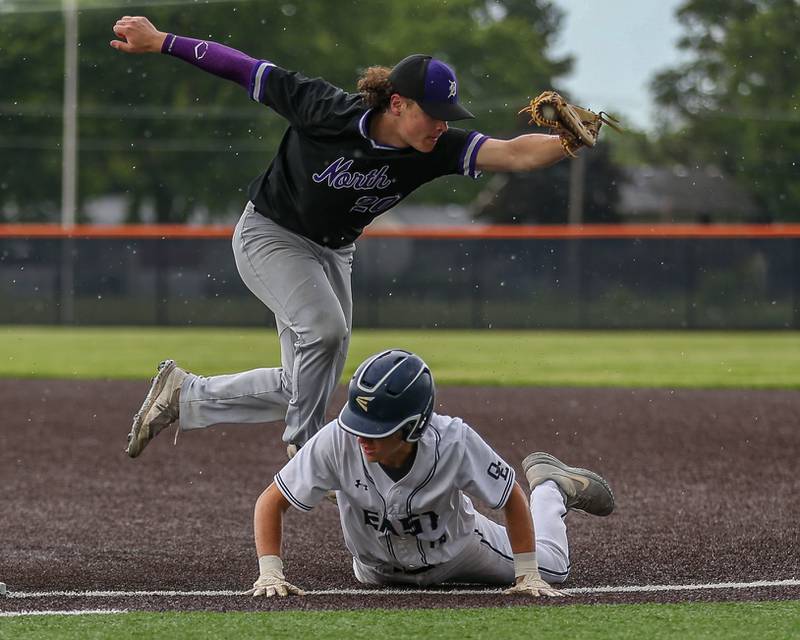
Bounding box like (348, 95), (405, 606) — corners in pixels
(1, 380), (798, 612)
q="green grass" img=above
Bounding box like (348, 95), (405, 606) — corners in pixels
(3, 602), (799, 639)
(3, 328), (798, 631)
(1, 326), (797, 387)
(0, 326), (800, 640)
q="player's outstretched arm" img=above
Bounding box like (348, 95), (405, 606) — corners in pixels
(502, 482), (567, 598)
(110, 16), (258, 92)
(247, 483), (306, 597)
(475, 134), (568, 173)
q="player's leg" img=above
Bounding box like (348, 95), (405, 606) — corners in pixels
(175, 207), (299, 432)
(528, 480), (571, 583)
(433, 495), (570, 586)
(323, 243), (355, 392)
(183, 205), (349, 446)
(273, 241), (353, 447)
(279, 242), (352, 457)
(522, 452), (616, 582)
(350, 502), (568, 589)
(269, 240), (351, 452)
(434, 512), (515, 585)
(126, 204), (347, 457)
(348, 516), (513, 587)
(351, 558), (402, 586)
(352, 557), (462, 588)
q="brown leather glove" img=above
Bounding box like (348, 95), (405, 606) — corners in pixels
(520, 90), (622, 157)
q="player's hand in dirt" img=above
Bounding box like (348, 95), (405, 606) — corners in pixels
(247, 575), (305, 598)
(246, 555), (306, 598)
(504, 573), (568, 598)
(111, 16), (167, 54)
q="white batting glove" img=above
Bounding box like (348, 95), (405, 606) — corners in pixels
(503, 551), (568, 598)
(246, 555), (306, 598)
(505, 573), (566, 597)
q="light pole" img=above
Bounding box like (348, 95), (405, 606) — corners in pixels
(567, 153), (586, 324)
(60, 0), (78, 323)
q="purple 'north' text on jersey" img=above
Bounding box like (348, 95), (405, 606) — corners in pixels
(312, 158), (393, 191)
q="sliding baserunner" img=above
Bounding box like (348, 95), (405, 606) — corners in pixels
(248, 349), (615, 597)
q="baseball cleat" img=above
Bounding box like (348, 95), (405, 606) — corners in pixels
(523, 452), (614, 516)
(126, 359), (188, 458)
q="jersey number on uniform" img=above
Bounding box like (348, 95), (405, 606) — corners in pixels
(350, 194), (401, 215)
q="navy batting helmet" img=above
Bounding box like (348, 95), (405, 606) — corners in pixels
(337, 349), (435, 442)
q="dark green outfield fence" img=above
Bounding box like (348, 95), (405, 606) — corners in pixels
(1, 224), (798, 329)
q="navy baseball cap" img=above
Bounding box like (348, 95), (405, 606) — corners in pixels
(389, 54), (475, 121)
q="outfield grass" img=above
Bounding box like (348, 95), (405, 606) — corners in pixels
(3, 602), (799, 640)
(1, 326), (797, 387)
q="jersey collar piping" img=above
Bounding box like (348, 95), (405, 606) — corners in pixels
(358, 109), (407, 151)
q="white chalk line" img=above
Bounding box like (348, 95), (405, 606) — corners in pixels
(0, 609), (127, 617)
(5, 579), (799, 599)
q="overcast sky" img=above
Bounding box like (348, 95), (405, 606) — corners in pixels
(549, 0), (687, 131)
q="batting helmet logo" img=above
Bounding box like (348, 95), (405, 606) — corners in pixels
(355, 396), (374, 412)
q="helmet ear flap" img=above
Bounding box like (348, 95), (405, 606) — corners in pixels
(402, 392), (434, 442)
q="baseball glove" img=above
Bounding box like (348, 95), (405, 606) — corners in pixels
(519, 90), (622, 157)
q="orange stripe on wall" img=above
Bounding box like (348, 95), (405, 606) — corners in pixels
(365, 223), (800, 239)
(0, 224), (233, 239)
(1, 223), (800, 239)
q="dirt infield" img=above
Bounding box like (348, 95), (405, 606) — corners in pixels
(1, 380), (798, 612)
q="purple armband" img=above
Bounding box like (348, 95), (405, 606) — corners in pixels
(161, 33), (259, 91)
(459, 132), (489, 179)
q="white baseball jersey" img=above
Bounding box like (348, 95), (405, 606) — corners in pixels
(274, 413), (516, 572)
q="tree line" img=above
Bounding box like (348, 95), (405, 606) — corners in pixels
(1, 0), (797, 223)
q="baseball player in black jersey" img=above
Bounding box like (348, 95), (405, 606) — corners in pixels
(113, 17), (571, 459)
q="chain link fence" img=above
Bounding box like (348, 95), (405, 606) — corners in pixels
(2, 234), (798, 329)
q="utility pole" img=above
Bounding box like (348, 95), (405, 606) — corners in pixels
(60, 0), (78, 323)
(567, 153), (586, 325)
(568, 152), (585, 225)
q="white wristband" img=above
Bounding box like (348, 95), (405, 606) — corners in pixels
(513, 551), (539, 578)
(258, 555), (284, 576)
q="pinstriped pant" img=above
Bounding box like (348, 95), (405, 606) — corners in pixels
(352, 481), (570, 586)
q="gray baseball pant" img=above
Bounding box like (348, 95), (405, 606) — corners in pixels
(352, 481), (570, 586)
(179, 202), (355, 446)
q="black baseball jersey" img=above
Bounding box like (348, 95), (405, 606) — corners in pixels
(246, 62), (488, 248)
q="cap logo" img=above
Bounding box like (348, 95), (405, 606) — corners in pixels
(448, 80), (457, 99)
(356, 396), (374, 412)
(389, 54), (475, 120)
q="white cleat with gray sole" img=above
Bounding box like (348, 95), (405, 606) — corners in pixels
(523, 451), (614, 516)
(126, 359), (188, 458)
